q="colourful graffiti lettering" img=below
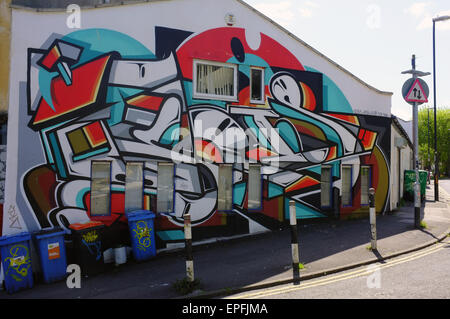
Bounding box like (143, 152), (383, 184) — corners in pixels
(132, 221), (151, 251)
(81, 238), (102, 261)
(4, 244), (31, 282)
(20, 26), (391, 249)
(81, 230), (102, 260)
(82, 230), (99, 243)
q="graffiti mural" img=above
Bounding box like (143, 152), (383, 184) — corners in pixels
(132, 220), (152, 252)
(4, 244), (32, 282)
(81, 229), (102, 261)
(20, 27), (390, 249)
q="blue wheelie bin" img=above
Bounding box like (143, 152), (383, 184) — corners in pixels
(126, 210), (156, 261)
(0, 232), (34, 294)
(34, 228), (67, 284)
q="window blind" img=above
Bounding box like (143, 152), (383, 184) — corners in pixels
(157, 163), (174, 213)
(125, 162), (144, 213)
(91, 161), (111, 216)
(321, 166), (332, 207)
(248, 164), (262, 209)
(218, 164), (233, 211)
(195, 62), (235, 98)
(360, 166), (370, 205)
(342, 166), (352, 206)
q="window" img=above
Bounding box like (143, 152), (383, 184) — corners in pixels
(341, 165), (352, 206)
(157, 162), (174, 214)
(321, 166), (332, 207)
(360, 166), (371, 206)
(125, 162), (144, 213)
(248, 164), (262, 210)
(193, 60), (237, 101)
(250, 67), (264, 104)
(217, 164), (233, 211)
(91, 161), (111, 216)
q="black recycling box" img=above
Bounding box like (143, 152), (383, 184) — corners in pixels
(69, 221), (105, 277)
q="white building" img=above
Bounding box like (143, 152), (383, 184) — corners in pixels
(4, 0), (394, 253)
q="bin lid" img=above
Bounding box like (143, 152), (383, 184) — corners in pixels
(69, 220), (104, 231)
(35, 227), (66, 240)
(0, 232), (31, 246)
(126, 210), (155, 219)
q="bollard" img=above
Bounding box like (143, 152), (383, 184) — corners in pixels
(414, 182), (421, 228)
(369, 188), (377, 250)
(183, 207), (194, 282)
(289, 200), (300, 285)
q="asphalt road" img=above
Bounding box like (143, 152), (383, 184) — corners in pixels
(226, 237), (450, 299)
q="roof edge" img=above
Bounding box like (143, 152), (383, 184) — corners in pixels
(10, 0), (169, 12)
(391, 115), (413, 148)
(11, 0), (394, 97)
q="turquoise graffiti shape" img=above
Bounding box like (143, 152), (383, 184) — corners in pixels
(39, 28), (155, 115)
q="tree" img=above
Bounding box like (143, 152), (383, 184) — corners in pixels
(418, 106), (450, 177)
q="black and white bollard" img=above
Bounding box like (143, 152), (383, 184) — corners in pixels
(184, 212), (194, 282)
(289, 200), (300, 285)
(369, 188), (377, 251)
(414, 180), (421, 228)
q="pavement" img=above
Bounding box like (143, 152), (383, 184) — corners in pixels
(1, 179), (450, 299)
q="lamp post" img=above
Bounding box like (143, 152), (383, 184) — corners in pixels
(427, 107), (430, 168)
(432, 15), (450, 201)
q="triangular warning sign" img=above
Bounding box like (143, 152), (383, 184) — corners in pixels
(405, 79), (428, 103)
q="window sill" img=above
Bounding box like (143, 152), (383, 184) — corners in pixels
(192, 94), (239, 103)
(250, 100), (265, 105)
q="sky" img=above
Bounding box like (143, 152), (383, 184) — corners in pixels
(243, 0), (450, 121)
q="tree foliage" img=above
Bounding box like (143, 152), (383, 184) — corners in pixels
(418, 106), (450, 176)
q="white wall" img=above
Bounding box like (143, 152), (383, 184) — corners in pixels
(390, 123), (413, 210)
(10, 0), (392, 113)
(5, 0), (393, 235)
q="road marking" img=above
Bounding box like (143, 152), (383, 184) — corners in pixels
(228, 240), (449, 299)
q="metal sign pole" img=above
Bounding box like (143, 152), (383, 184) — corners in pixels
(412, 55), (421, 228)
(413, 101), (421, 228)
(401, 55), (430, 229)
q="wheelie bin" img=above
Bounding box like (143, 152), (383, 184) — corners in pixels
(69, 221), (105, 276)
(0, 232), (34, 293)
(126, 210), (156, 261)
(34, 228), (67, 283)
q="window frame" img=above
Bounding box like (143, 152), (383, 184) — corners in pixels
(247, 163), (263, 211)
(156, 162), (175, 215)
(320, 165), (333, 209)
(360, 165), (372, 206)
(341, 165), (353, 207)
(124, 161), (145, 213)
(250, 67), (265, 105)
(193, 59), (238, 102)
(217, 163), (234, 212)
(90, 160), (112, 218)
